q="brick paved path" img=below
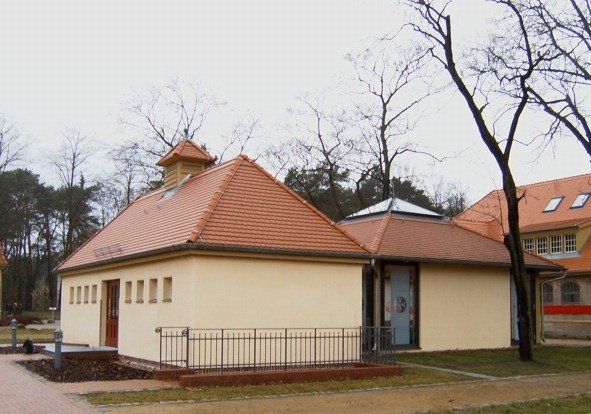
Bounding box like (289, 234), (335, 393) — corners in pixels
(0, 354), (90, 414)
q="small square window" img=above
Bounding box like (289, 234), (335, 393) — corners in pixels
(564, 234), (577, 253)
(83, 285), (89, 303)
(125, 281), (132, 303)
(91, 285), (98, 303)
(537, 237), (548, 255)
(163, 277), (172, 302)
(543, 197), (564, 212)
(69, 287), (74, 304)
(76, 286), (82, 304)
(136, 280), (144, 303)
(149, 278), (158, 303)
(550, 235), (562, 254)
(571, 193), (590, 209)
(522, 238), (534, 253)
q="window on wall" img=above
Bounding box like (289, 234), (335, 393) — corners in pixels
(136, 280), (144, 303)
(76, 286), (82, 304)
(163, 277), (172, 302)
(537, 237), (548, 255)
(125, 281), (132, 303)
(91, 285), (98, 303)
(543, 196), (563, 212)
(564, 234), (577, 253)
(542, 283), (553, 305)
(149, 278), (158, 303)
(522, 238), (534, 253)
(561, 282), (581, 304)
(83, 286), (89, 303)
(550, 235), (562, 254)
(69, 287), (75, 304)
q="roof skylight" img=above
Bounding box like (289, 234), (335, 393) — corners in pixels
(543, 196), (564, 212)
(571, 193), (590, 209)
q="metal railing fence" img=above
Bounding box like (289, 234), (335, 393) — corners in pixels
(155, 326), (395, 372)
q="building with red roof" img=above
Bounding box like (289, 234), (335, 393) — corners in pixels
(456, 174), (591, 339)
(57, 140), (562, 363)
(57, 141), (370, 362)
(341, 199), (558, 350)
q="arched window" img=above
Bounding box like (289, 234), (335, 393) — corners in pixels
(542, 283), (553, 305)
(561, 282), (581, 304)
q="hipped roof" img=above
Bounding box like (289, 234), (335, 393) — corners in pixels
(57, 155), (368, 273)
(341, 214), (561, 271)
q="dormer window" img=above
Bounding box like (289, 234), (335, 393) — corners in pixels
(543, 197), (563, 212)
(571, 193), (590, 209)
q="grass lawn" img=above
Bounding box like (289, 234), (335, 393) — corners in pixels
(398, 346), (591, 377)
(83, 367), (469, 406)
(447, 393), (591, 413)
(0, 327), (55, 344)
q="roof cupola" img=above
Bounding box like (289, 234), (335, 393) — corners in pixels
(157, 140), (216, 191)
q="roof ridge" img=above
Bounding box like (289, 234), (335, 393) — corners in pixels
(516, 172), (591, 190)
(239, 155), (371, 253)
(369, 213), (392, 253)
(55, 188), (141, 271)
(187, 157), (244, 242)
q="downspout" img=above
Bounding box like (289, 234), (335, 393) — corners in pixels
(539, 270), (567, 342)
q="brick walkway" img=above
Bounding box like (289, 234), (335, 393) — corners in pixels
(0, 355), (89, 414)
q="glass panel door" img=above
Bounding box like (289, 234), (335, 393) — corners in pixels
(384, 265), (417, 346)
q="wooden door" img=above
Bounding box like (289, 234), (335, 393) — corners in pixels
(105, 280), (120, 347)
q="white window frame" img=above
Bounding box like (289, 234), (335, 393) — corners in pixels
(550, 235), (562, 254)
(522, 238), (534, 253)
(537, 237), (548, 255)
(564, 234), (577, 253)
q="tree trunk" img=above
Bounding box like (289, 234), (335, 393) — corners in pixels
(502, 170), (534, 361)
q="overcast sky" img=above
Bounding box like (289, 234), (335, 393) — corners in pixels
(1, 0), (589, 203)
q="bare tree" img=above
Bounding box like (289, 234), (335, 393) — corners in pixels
(405, 0), (547, 361)
(51, 129), (99, 257)
(218, 115), (261, 162)
(118, 79), (220, 186)
(0, 116), (25, 172)
(348, 42), (441, 201)
(521, 0), (591, 157)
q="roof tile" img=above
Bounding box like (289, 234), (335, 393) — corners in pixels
(57, 156), (367, 272)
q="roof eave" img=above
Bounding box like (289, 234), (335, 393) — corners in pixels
(371, 254), (562, 271)
(56, 243), (370, 274)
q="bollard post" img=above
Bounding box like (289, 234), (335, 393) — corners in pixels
(10, 319), (17, 349)
(54, 329), (63, 370)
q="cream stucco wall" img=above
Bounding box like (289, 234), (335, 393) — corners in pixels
(60, 253), (363, 363)
(419, 263), (511, 351)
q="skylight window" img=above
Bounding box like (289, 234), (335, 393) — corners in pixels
(571, 193), (590, 209)
(543, 197), (563, 212)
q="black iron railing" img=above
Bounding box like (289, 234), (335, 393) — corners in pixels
(155, 327), (395, 372)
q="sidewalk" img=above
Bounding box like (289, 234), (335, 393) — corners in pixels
(0, 354), (89, 414)
(104, 371), (591, 414)
(0, 353), (176, 414)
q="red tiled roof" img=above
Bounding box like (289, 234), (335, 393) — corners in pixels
(57, 156), (368, 272)
(341, 215), (560, 270)
(157, 140), (216, 167)
(0, 243), (8, 268)
(455, 174), (591, 273)
(456, 173), (591, 237)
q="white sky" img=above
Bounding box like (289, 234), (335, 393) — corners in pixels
(1, 0), (589, 203)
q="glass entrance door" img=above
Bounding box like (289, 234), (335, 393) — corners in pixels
(384, 265), (417, 346)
